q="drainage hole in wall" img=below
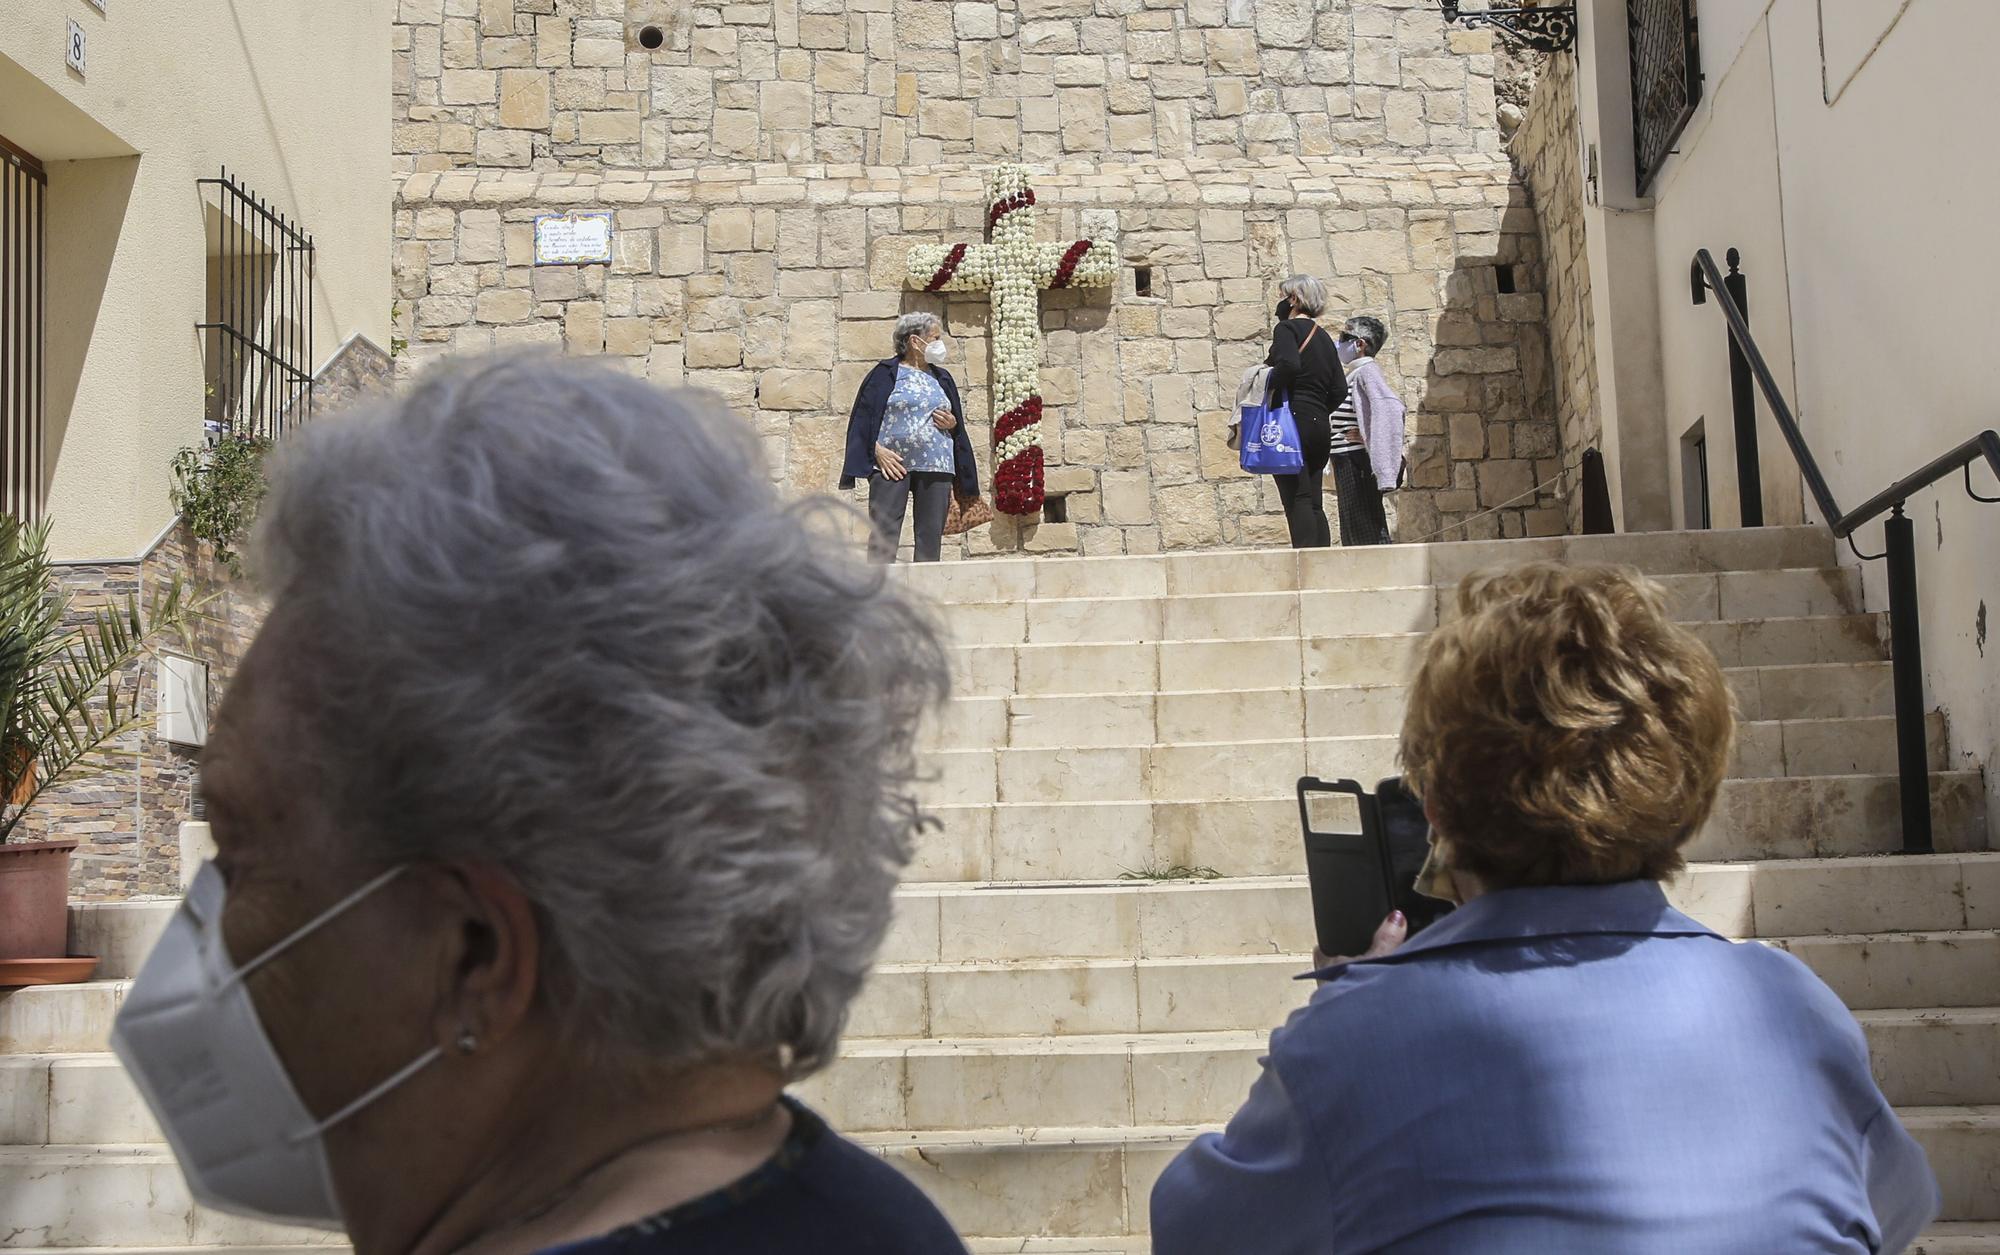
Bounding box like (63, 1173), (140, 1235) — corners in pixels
(1495, 263), (1517, 294)
(638, 25), (666, 49)
(1135, 265), (1152, 298)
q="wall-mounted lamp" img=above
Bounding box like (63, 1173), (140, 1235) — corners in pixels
(1440, 1), (1579, 53)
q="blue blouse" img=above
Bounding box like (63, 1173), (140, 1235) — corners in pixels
(876, 365), (954, 477)
(1152, 879), (1939, 1255)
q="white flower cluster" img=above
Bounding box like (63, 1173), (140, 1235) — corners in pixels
(904, 243), (992, 292)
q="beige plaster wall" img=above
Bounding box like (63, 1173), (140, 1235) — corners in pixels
(1573, 0), (2000, 833)
(0, 0), (393, 559)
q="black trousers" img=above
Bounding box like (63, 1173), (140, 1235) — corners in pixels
(1331, 451), (1392, 546)
(1273, 410), (1334, 549)
(868, 471), (953, 563)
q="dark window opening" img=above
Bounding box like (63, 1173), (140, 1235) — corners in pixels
(1043, 495), (1068, 524)
(1134, 265), (1152, 298)
(1629, 0), (1702, 194)
(198, 169), (316, 443)
(1495, 264), (1517, 294)
(638, 25), (665, 49)
(2, 135), (46, 523)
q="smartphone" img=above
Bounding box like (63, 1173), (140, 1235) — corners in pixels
(1297, 775), (1452, 960)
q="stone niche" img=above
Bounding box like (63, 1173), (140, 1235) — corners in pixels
(395, 156), (1562, 556)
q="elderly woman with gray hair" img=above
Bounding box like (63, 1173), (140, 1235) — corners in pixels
(840, 311), (982, 563)
(109, 359), (968, 1255)
(1266, 274), (1350, 549)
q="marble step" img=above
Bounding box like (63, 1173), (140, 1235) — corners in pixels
(0, 1145), (340, 1248)
(893, 526), (1835, 605)
(846, 930), (2000, 1042)
(19, 1009), (1985, 1150)
(908, 772), (1989, 882)
(1918, 1226), (2000, 1254)
(948, 615), (1890, 698)
(880, 853), (2000, 966)
(2, 1107), (1995, 1248)
(917, 716), (1951, 806)
(923, 662), (1903, 751)
(52, 854), (2000, 1006)
(933, 568), (1861, 647)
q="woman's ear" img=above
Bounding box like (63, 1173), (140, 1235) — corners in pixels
(426, 863), (542, 1057)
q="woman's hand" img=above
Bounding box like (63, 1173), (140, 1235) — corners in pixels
(931, 406), (957, 432)
(874, 443), (907, 481)
(1312, 911), (1407, 978)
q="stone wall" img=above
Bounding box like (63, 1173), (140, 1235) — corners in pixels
(395, 155), (1563, 555)
(1504, 49), (1597, 529)
(393, 0), (1501, 173)
(13, 529), (265, 901)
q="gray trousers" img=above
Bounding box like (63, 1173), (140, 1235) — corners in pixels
(869, 471), (953, 563)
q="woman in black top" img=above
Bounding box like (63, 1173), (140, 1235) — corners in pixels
(1264, 274), (1349, 549)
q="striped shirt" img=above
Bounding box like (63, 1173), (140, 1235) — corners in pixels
(1328, 361), (1364, 455)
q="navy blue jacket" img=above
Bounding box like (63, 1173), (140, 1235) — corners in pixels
(840, 358), (980, 498)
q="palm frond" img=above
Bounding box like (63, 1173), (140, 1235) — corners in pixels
(0, 518), (196, 845)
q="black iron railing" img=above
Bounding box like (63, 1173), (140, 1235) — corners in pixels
(1692, 247), (2000, 854)
(2, 136), (46, 522)
(1629, 0), (1701, 195)
(196, 169), (315, 442)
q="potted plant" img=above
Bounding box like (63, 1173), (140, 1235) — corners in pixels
(1, 515), (188, 985)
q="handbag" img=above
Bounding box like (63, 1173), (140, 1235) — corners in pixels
(1233, 325), (1320, 470)
(943, 490), (994, 536)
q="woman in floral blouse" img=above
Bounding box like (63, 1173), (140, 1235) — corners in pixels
(839, 312), (981, 563)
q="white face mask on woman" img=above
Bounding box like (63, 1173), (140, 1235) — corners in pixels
(1337, 338), (1363, 365)
(110, 862), (442, 1228)
(923, 337), (949, 366)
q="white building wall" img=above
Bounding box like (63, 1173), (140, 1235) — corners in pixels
(1579, 0), (2000, 833)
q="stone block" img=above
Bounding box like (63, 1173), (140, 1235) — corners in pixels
(654, 67), (715, 120)
(578, 111), (643, 144)
(605, 317), (651, 357)
(1155, 482), (1222, 549)
(440, 69), (497, 104)
(706, 208), (756, 253)
(686, 331), (743, 368)
(564, 301), (606, 354)
(954, 2), (1000, 39)
(1205, 28), (1260, 74)
(497, 69), (551, 130)
(475, 288), (534, 324)
(1102, 471), (1153, 525)
(761, 79), (815, 130)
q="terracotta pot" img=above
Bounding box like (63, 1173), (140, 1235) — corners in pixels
(0, 839), (79, 961)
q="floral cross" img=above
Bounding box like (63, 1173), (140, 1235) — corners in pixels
(906, 166), (1116, 516)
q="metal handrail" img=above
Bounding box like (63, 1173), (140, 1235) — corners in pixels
(1690, 247), (2000, 854)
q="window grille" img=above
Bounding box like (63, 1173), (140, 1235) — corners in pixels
(197, 169), (315, 441)
(1628, 0), (1702, 195)
(1, 136), (46, 522)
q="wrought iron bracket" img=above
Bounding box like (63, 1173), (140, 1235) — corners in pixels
(1440, 2), (1579, 53)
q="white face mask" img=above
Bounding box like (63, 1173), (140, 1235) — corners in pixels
(923, 337), (949, 365)
(110, 862), (442, 1229)
(1337, 338), (1363, 364)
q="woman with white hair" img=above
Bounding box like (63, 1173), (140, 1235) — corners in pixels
(1265, 274), (1349, 549)
(839, 311), (982, 563)
(110, 359), (968, 1255)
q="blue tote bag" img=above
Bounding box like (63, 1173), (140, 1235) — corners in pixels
(1239, 387), (1306, 475)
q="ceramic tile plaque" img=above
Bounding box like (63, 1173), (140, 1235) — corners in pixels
(533, 212), (614, 266)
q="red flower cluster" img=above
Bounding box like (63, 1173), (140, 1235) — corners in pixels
(987, 189), (1036, 230)
(1048, 239), (1093, 290)
(923, 243), (968, 292)
(992, 394), (1046, 516)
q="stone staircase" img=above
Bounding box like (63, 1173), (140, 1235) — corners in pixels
(3, 526), (1996, 1253)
